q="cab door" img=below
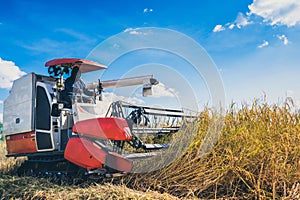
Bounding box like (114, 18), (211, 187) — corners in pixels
(35, 82), (55, 151)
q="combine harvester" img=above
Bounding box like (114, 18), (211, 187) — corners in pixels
(3, 58), (194, 179)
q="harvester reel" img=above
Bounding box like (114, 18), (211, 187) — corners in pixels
(127, 108), (150, 126)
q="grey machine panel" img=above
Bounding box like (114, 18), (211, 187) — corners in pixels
(3, 73), (36, 135)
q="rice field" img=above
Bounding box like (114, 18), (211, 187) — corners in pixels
(1, 99), (300, 199)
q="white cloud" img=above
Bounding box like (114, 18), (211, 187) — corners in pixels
(124, 28), (133, 33)
(248, 0), (300, 27)
(0, 58), (26, 89)
(228, 24), (235, 29)
(214, 0), (300, 35)
(143, 8), (153, 13)
(128, 30), (142, 35)
(225, 12), (252, 30)
(235, 12), (252, 28)
(0, 100), (3, 104)
(124, 28), (147, 35)
(277, 34), (289, 45)
(151, 83), (178, 98)
(258, 40), (269, 48)
(104, 92), (145, 105)
(213, 24), (225, 32)
(215, 1), (300, 33)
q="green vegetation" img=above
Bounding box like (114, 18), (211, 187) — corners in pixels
(0, 121), (2, 134)
(1, 99), (300, 199)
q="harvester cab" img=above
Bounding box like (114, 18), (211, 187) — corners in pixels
(3, 58), (192, 178)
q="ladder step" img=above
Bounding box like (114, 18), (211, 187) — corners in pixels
(142, 143), (169, 150)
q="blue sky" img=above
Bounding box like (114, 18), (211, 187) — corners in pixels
(1, 0), (300, 121)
